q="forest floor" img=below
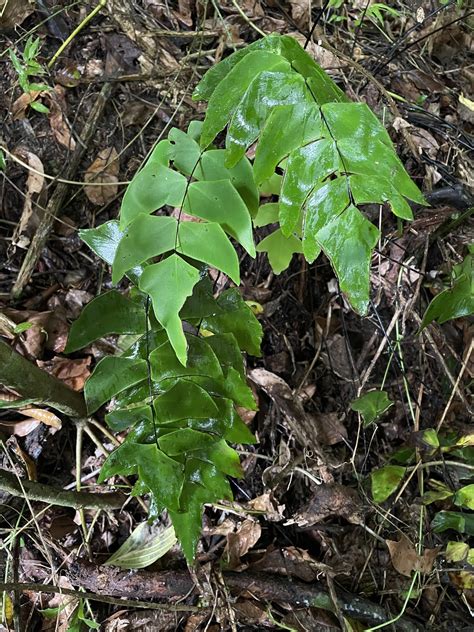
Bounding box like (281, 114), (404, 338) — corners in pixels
(0, 1), (473, 630)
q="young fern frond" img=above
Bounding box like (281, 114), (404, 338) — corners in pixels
(66, 34), (426, 562)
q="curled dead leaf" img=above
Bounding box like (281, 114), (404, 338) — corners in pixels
(11, 149), (45, 249)
(386, 534), (440, 577)
(48, 86), (76, 150)
(84, 147), (119, 205)
(225, 519), (261, 569)
(246, 492), (285, 522)
(19, 407), (62, 429)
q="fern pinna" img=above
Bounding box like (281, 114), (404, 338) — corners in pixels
(66, 34), (426, 561)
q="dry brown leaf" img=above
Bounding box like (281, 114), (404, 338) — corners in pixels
(225, 519), (261, 568)
(48, 86), (76, 150)
(246, 492), (285, 522)
(311, 412), (347, 446)
(19, 407), (62, 429)
(232, 600), (271, 626)
(291, 483), (365, 527)
(0, 0), (34, 28)
(251, 545), (320, 582)
(84, 147), (119, 205)
(386, 534), (439, 577)
(37, 357), (91, 391)
(5, 308), (69, 357)
(249, 368), (324, 455)
(289, 0), (310, 29)
(11, 89), (48, 120)
(0, 418), (40, 437)
(11, 149), (45, 249)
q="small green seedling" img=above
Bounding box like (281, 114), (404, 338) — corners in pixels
(9, 36), (51, 114)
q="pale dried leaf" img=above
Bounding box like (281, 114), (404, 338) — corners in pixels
(48, 87), (76, 150)
(11, 90), (43, 120)
(0, 418), (40, 437)
(246, 492), (285, 522)
(12, 150), (45, 248)
(225, 519), (261, 568)
(386, 534), (439, 577)
(84, 147), (119, 205)
(0, 0), (34, 28)
(19, 407), (62, 429)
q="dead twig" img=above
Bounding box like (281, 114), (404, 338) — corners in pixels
(11, 82), (113, 299)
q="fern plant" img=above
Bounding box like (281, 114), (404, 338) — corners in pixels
(66, 34), (426, 562)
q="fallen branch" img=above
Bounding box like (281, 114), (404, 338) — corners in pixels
(61, 562), (419, 631)
(0, 469), (125, 510)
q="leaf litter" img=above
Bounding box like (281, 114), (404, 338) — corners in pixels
(0, 1), (473, 629)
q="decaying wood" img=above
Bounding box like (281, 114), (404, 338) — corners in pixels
(64, 562), (420, 631)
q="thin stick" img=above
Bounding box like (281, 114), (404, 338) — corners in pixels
(436, 338), (473, 431)
(11, 82), (113, 299)
(48, 0), (108, 68)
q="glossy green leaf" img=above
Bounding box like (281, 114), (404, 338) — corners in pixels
(280, 139), (339, 235)
(159, 428), (219, 455)
(371, 465), (406, 503)
(104, 523), (177, 569)
(322, 102), (392, 148)
(112, 215), (177, 284)
(337, 136), (426, 205)
(139, 254), (200, 366)
(454, 484), (474, 510)
(205, 333), (245, 379)
(432, 511), (474, 536)
(350, 390), (393, 426)
(201, 288), (263, 356)
(105, 404), (152, 432)
(200, 150), (259, 217)
(254, 203), (279, 228)
(180, 277), (220, 320)
(349, 174), (413, 221)
(120, 164), (187, 228)
(168, 127), (202, 175)
(169, 127), (258, 216)
(85, 356), (148, 414)
(420, 255), (473, 329)
(198, 439), (243, 478)
(200, 50), (291, 148)
(315, 205), (380, 314)
(253, 103), (323, 185)
(150, 335), (223, 383)
(65, 291), (145, 352)
(80, 220), (123, 266)
(154, 379), (219, 423)
(256, 228), (303, 275)
(176, 222), (240, 284)
(147, 139), (174, 167)
(183, 180), (255, 256)
(168, 482), (208, 563)
(225, 70), (312, 168)
(193, 34), (347, 105)
(302, 177), (350, 263)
